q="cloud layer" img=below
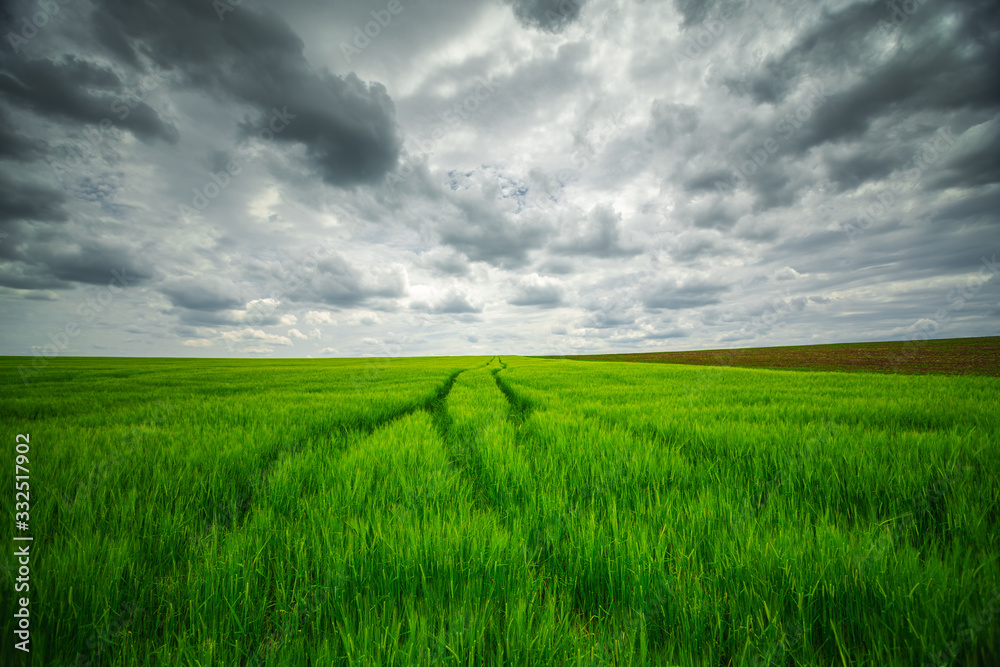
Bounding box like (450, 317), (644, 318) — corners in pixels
(1, 0), (997, 359)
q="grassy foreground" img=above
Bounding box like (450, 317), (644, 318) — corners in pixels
(1, 355), (999, 665)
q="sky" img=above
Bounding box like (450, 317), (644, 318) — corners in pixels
(0, 0), (997, 360)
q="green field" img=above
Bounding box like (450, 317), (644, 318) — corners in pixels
(2, 355), (999, 666)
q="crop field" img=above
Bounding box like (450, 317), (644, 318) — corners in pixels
(544, 336), (1000, 376)
(2, 354), (1000, 666)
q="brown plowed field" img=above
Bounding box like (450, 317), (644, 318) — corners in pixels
(540, 336), (1000, 375)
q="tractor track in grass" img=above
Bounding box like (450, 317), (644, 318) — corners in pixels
(195, 367), (471, 557)
(209, 367), (473, 666)
(422, 368), (467, 441)
(438, 358), (536, 513)
(491, 361), (583, 610)
(492, 357), (533, 426)
(441, 366), (503, 511)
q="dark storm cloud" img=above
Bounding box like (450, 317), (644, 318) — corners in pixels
(0, 264), (71, 290)
(0, 227), (153, 290)
(731, 0), (1000, 159)
(22, 290), (58, 301)
(647, 101), (699, 149)
(285, 253), (406, 306)
(170, 308), (288, 328)
(31, 237), (153, 286)
(578, 296), (638, 328)
(508, 279), (565, 308)
(690, 200), (739, 231)
(823, 149), (905, 192)
(90, 0), (402, 186)
(643, 328), (689, 340)
(723, 1), (886, 105)
(744, 161), (802, 211)
(0, 108), (44, 160)
(2, 0), (998, 357)
(672, 0), (750, 29)
(504, 0), (588, 33)
(926, 121), (1000, 191)
(0, 55), (177, 143)
(160, 275), (243, 312)
(667, 233), (719, 262)
(683, 169), (735, 194)
(760, 218), (999, 289)
(553, 204), (641, 258)
(420, 249), (471, 277)
(438, 195), (551, 268)
(398, 39), (590, 154)
(930, 188), (1000, 224)
(0, 172), (67, 229)
(536, 258), (575, 275)
(411, 289), (482, 314)
(642, 279), (729, 310)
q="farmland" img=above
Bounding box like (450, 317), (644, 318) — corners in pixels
(542, 335), (1000, 376)
(2, 354), (999, 666)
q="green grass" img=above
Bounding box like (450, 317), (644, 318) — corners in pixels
(2, 354), (998, 665)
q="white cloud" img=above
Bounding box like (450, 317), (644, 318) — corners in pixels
(220, 328), (293, 346)
(305, 310), (336, 326)
(345, 311), (382, 325)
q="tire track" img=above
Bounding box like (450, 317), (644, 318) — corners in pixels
(441, 363), (524, 512)
(193, 367), (469, 558)
(422, 368), (466, 441)
(491, 360), (533, 426)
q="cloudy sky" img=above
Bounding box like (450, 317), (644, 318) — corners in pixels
(1, 0), (997, 360)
